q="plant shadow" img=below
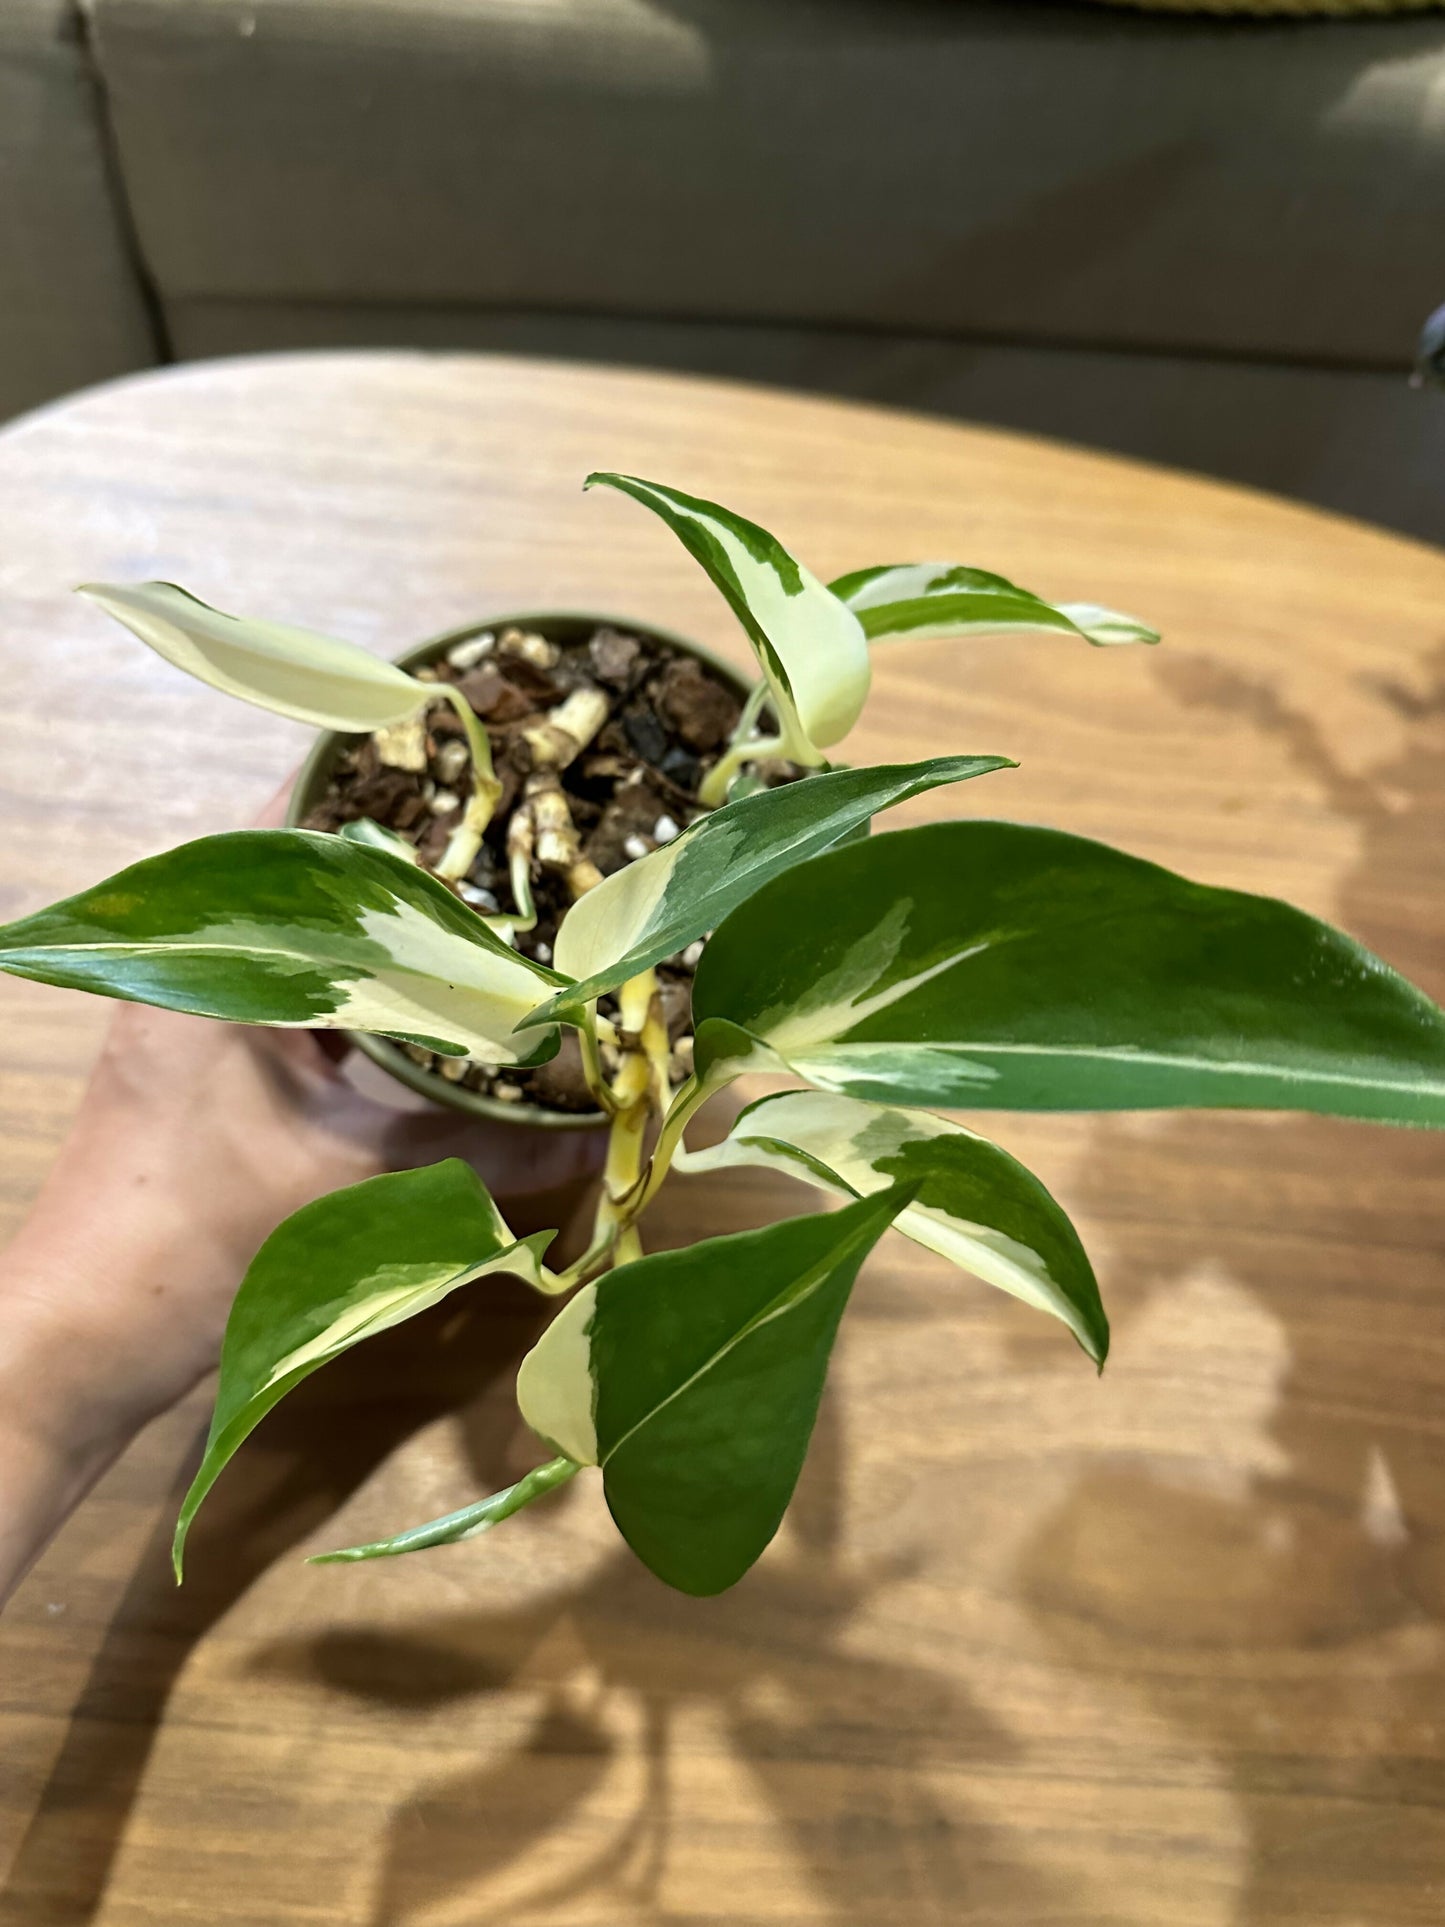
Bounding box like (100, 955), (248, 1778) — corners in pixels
(1006, 641), (1445, 1922)
(0, 1178), (586, 1927)
(249, 1392), (1075, 1927)
(14, 644), (1445, 1923)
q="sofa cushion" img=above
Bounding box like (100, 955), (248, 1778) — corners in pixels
(0, 0), (154, 420)
(92, 0), (1445, 369)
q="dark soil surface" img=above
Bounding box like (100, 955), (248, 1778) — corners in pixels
(303, 622), (791, 1114)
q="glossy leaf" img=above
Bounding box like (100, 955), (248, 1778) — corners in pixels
(173, 1161), (557, 1578)
(829, 562), (1159, 649)
(0, 829), (560, 1064)
(692, 821), (1445, 1124)
(585, 473), (870, 762)
(686, 1089), (1106, 1361)
(312, 1456), (580, 1564)
(516, 1190), (909, 1595)
(537, 753), (1012, 1023)
(79, 582), (427, 731)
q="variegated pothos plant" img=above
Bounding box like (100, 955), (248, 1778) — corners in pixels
(6, 475), (1445, 1597)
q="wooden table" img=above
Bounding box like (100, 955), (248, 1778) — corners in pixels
(2, 353), (1444, 1927)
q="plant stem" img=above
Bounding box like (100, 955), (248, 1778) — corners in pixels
(582, 968), (666, 1269)
(594, 1050), (652, 1263)
(697, 731), (786, 809)
(577, 1010), (619, 1118)
(631, 1072), (712, 1212)
(731, 677), (772, 744)
(436, 686), (504, 880)
(550, 1222), (619, 1292)
(614, 1224), (645, 1266)
(608, 1059), (734, 1243)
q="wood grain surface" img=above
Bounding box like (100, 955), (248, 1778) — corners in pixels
(2, 352), (1444, 1926)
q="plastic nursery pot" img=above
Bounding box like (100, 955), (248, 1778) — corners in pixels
(286, 611), (751, 1129)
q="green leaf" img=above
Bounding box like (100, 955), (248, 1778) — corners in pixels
(829, 562), (1159, 649)
(515, 1190), (910, 1595)
(531, 753), (1012, 1024)
(311, 1456), (580, 1564)
(0, 829), (560, 1064)
(173, 1161), (557, 1579)
(692, 821), (1445, 1125)
(585, 473), (870, 763)
(685, 1089), (1106, 1362)
(79, 582), (429, 731)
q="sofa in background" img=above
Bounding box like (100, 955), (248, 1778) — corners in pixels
(4, 0), (1443, 542)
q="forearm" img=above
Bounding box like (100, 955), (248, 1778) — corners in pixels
(0, 1241), (162, 1606)
(0, 1340), (133, 1608)
(0, 1143), (239, 1608)
(0, 1001), (599, 1609)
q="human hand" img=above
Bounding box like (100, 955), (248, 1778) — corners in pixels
(0, 784), (602, 1602)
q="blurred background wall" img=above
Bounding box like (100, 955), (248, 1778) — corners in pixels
(4, 0), (1443, 540)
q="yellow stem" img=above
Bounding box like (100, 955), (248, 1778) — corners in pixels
(697, 731), (785, 809)
(578, 1012), (619, 1118)
(583, 968), (665, 1268)
(436, 686), (503, 879)
(551, 1220), (619, 1292)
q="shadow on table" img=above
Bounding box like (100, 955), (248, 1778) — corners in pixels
(1010, 642), (1445, 1923)
(0, 1177), (582, 1927)
(2, 1129), (1076, 1927)
(250, 1392), (1075, 1927)
(12, 645), (1445, 1924)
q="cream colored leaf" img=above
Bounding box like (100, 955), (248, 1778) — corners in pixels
(516, 1282), (600, 1465)
(686, 1088), (1108, 1361)
(79, 581), (427, 731)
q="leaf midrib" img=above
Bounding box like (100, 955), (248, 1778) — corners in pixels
(550, 756), (1005, 1012)
(803, 1038), (1445, 1093)
(0, 933), (528, 995)
(598, 1219), (879, 1469)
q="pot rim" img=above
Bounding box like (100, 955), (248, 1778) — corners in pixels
(285, 610), (751, 1129)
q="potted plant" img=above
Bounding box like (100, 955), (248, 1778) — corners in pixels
(2, 473), (1443, 1598)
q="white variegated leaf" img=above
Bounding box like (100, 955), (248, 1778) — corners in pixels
(829, 562), (1159, 649)
(540, 753), (1010, 1020)
(79, 581), (428, 731)
(692, 821), (1445, 1128)
(0, 830), (560, 1065)
(516, 1192), (909, 1594)
(585, 473), (870, 762)
(517, 1280), (601, 1464)
(685, 1089), (1107, 1361)
(173, 1161), (561, 1577)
